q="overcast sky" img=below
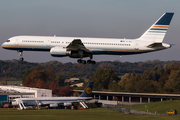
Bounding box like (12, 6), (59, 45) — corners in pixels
(0, 0), (180, 63)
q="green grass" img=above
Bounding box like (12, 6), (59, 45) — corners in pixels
(122, 100), (180, 114)
(0, 108), (179, 120)
(7, 80), (22, 84)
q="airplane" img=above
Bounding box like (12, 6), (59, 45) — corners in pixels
(2, 12), (174, 64)
(12, 82), (93, 110)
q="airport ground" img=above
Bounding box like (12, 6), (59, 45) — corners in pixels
(1, 100), (180, 120)
(0, 107), (179, 120)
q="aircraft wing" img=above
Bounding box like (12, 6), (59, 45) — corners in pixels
(66, 39), (92, 54)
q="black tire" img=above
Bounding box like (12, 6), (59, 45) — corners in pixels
(82, 60), (86, 64)
(77, 59), (82, 63)
(19, 57), (24, 61)
(87, 60), (92, 64)
(91, 61), (96, 65)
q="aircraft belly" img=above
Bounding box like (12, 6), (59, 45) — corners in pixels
(2, 45), (51, 51)
(23, 100), (36, 106)
(92, 51), (144, 55)
(90, 48), (152, 55)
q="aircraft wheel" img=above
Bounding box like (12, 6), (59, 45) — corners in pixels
(91, 61), (96, 65)
(19, 57), (24, 61)
(87, 60), (96, 64)
(87, 60), (92, 64)
(82, 60), (86, 64)
(77, 59), (82, 63)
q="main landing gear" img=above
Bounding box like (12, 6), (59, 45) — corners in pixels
(18, 50), (24, 61)
(77, 59), (96, 64)
(77, 54), (96, 64)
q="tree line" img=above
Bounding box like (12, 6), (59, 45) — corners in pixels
(88, 62), (180, 94)
(1, 59), (180, 95)
(23, 62), (180, 95)
(22, 66), (73, 96)
(0, 59), (176, 79)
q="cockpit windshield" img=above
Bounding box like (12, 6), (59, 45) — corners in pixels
(6, 40), (10, 42)
(12, 100), (16, 102)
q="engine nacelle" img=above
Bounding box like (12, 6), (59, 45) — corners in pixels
(50, 47), (71, 57)
(49, 103), (58, 107)
(63, 102), (72, 106)
(50, 47), (90, 58)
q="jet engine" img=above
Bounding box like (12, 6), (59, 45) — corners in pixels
(49, 103), (58, 107)
(50, 47), (71, 57)
(63, 102), (72, 106)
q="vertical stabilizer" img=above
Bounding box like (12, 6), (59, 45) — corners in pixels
(80, 82), (93, 97)
(138, 12), (174, 42)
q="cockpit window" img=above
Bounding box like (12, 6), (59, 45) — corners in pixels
(6, 40), (10, 42)
(12, 100), (16, 102)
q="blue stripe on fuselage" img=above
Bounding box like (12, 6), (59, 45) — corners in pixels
(150, 28), (167, 31)
(91, 50), (147, 55)
(2, 46), (50, 51)
(3, 46), (149, 55)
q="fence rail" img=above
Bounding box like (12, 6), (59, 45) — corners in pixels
(102, 104), (161, 115)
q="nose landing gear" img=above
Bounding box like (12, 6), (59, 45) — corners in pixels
(19, 57), (24, 61)
(18, 50), (24, 61)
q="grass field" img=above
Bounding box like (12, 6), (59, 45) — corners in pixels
(0, 108), (179, 120)
(7, 80), (22, 84)
(122, 100), (180, 114)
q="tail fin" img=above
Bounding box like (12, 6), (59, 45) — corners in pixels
(138, 12), (174, 42)
(80, 82), (93, 97)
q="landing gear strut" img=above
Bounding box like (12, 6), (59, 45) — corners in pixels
(18, 50), (24, 61)
(77, 53), (96, 64)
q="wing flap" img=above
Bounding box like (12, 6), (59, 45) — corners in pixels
(66, 39), (92, 53)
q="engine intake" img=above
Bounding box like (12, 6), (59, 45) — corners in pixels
(50, 47), (69, 57)
(63, 102), (72, 106)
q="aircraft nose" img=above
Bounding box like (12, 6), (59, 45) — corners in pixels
(1, 43), (5, 48)
(1, 42), (8, 49)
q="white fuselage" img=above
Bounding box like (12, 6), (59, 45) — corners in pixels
(1, 36), (171, 56)
(12, 96), (92, 106)
(1, 13), (174, 62)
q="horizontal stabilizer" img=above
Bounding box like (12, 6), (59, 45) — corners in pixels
(147, 43), (162, 48)
(170, 44), (176, 46)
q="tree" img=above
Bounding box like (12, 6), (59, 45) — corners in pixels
(22, 69), (32, 85)
(118, 73), (136, 90)
(45, 68), (56, 82)
(164, 70), (180, 93)
(57, 85), (73, 96)
(29, 68), (48, 83)
(23, 66), (49, 87)
(90, 69), (119, 90)
(49, 81), (60, 94)
(108, 82), (119, 91)
(36, 79), (47, 89)
(25, 77), (34, 87)
(1, 78), (7, 85)
(55, 74), (65, 86)
(135, 79), (150, 93)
